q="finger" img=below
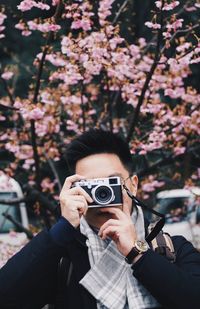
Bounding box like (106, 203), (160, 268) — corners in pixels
(63, 174), (86, 190)
(69, 187), (93, 203)
(99, 219), (120, 236)
(73, 196), (88, 214)
(77, 202), (87, 214)
(101, 226), (121, 240)
(73, 195), (88, 203)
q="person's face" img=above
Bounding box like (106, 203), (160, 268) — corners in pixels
(75, 153), (138, 229)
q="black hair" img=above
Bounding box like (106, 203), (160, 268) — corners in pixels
(65, 129), (133, 174)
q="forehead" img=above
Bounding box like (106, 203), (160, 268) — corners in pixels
(75, 153), (129, 179)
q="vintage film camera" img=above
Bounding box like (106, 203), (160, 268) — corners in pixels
(73, 176), (123, 208)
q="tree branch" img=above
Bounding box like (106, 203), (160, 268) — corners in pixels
(31, 0), (64, 189)
(0, 103), (18, 111)
(126, 1), (164, 142)
(43, 152), (62, 192)
(142, 0), (194, 55)
(112, 0), (129, 25)
(33, 1), (64, 104)
(80, 82), (86, 132)
(0, 77), (15, 105)
(160, 23), (200, 55)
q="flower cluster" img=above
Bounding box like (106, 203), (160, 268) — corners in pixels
(0, 0), (199, 210)
(0, 232), (28, 269)
(64, 2), (94, 31)
(0, 11), (6, 39)
(17, 0), (50, 12)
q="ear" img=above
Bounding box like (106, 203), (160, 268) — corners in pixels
(130, 174), (138, 195)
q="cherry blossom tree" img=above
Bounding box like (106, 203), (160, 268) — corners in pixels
(0, 0), (199, 230)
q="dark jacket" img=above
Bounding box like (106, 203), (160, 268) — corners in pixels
(0, 218), (200, 309)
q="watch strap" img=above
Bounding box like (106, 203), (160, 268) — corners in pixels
(125, 247), (140, 264)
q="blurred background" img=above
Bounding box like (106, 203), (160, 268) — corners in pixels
(0, 0), (200, 265)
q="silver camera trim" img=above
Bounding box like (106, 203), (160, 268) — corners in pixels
(91, 185), (115, 205)
(73, 176), (122, 208)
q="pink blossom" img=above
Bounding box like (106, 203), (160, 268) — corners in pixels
(176, 42), (191, 53)
(109, 37), (124, 50)
(163, 31), (172, 39)
(145, 22), (161, 29)
(163, 1), (180, 11)
(190, 57), (200, 64)
(27, 20), (38, 31)
(38, 23), (61, 33)
(0, 133), (8, 140)
(41, 178), (55, 191)
(0, 12), (7, 25)
(0, 235), (28, 268)
(34, 2), (50, 10)
(167, 58), (177, 66)
(138, 38), (146, 47)
(17, 0), (50, 12)
(164, 87), (185, 99)
(45, 54), (66, 67)
(71, 19), (91, 31)
(13, 101), (23, 109)
(185, 6), (197, 12)
(17, 0), (38, 12)
(16, 145), (33, 160)
(5, 143), (20, 153)
(35, 123), (48, 137)
(22, 159), (34, 169)
(138, 149), (147, 155)
(29, 108), (45, 120)
(98, 0), (115, 25)
(40, 92), (54, 105)
(15, 23), (25, 30)
(27, 20), (61, 33)
(167, 19), (183, 31)
(0, 12), (7, 39)
(52, 0), (60, 5)
(174, 146), (186, 156)
(155, 1), (162, 9)
(1, 71), (14, 80)
(20, 107), (45, 120)
(22, 30), (32, 36)
(142, 180), (164, 193)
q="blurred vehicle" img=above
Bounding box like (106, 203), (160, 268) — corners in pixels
(155, 188), (200, 250)
(0, 174), (29, 245)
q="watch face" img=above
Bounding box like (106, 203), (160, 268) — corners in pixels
(135, 240), (148, 252)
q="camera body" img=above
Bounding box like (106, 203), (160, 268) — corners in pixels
(73, 176), (123, 208)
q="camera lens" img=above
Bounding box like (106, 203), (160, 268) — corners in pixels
(91, 185), (114, 205)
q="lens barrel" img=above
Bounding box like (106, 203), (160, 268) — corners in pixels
(91, 185), (114, 205)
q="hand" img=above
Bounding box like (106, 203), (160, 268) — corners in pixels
(59, 174), (93, 228)
(98, 204), (137, 256)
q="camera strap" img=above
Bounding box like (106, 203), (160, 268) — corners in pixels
(123, 184), (165, 243)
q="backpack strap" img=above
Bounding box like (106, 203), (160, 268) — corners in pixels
(55, 257), (71, 309)
(148, 223), (176, 263)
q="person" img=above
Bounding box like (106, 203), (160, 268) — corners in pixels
(0, 129), (200, 309)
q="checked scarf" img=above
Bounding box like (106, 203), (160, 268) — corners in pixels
(79, 206), (160, 309)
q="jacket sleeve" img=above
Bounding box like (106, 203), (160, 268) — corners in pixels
(0, 218), (76, 309)
(132, 236), (200, 309)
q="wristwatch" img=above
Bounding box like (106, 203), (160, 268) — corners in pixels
(125, 240), (149, 264)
